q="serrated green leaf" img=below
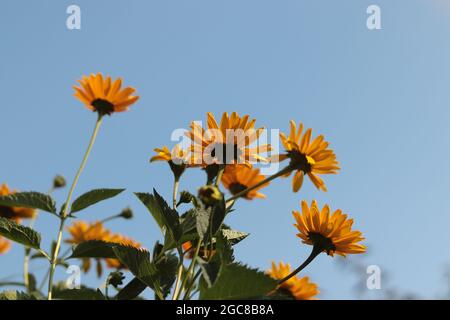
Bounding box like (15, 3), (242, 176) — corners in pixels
(200, 263), (277, 300)
(0, 217), (41, 249)
(0, 291), (38, 300)
(134, 190), (182, 245)
(154, 253), (178, 298)
(70, 188), (125, 214)
(0, 191), (57, 214)
(112, 246), (164, 299)
(199, 259), (222, 288)
(52, 283), (105, 300)
(221, 229), (249, 245)
(69, 240), (129, 259)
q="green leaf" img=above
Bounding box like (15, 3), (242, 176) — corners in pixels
(196, 200), (226, 241)
(0, 191), (57, 214)
(199, 231), (234, 288)
(112, 246), (162, 297)
(199, 259), (222, 288)
(116, 277), (147, 300)
(134, 190), (182, 244)
(221, 229), (249, 245)
(0, 291), (38, 300)
(52, 283), (105, 300)
(200, 263), (277, 300)
(163, 209), (197, 251)
(154, 253), (178, 298)
(0, 217), (41, 249)
(69, 240), (129, 259)
(70, 188), (125, 214)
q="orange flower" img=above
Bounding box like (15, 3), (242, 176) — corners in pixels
(65, 220), (141, 276)
(274, 121), (340, 192)
(186, 112), (271, 166)
(65, 220), (111, 244)
(268, 261), (319, 300)
(221, 164), (269, 200)
(0, 183), (37, 221)
(73, 73), (139, 115)
(0, 236), (11, 255)
(293, 200), (366, 257)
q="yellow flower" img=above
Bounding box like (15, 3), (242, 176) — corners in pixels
(0, 236), (11, 255)
(150, 144), (193, 178)
(268, 261), (319, 300)
(65, 220), (142, 275)
(275, 121), (340, 192)
(65, 220), (111, 244)
(73, 73), (139, 115)
(0, 183), (37, 221)
(293, 200), (366, 257)
(221, 164), (269, 200)
(186, 112), (271, 166)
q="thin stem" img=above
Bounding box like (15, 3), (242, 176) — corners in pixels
(226, 165), (293, 203)
(171, 255), (184, 300)
(170, 176), (183, 300)
(176, 241), (201, 300)
(172, 177), (180, 209)
(277, 245), (322, 285)
(47, 114), (104, 300)
(182, 268), (202, 300)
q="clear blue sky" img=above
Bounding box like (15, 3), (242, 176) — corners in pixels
(2, 0), (450, 299)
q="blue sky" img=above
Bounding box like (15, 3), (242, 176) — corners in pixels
(1, 0), (450, 299)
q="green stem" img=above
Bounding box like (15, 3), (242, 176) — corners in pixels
(47, 114), (104, 300)
(176, 241), (201, 300)
(226, 165), (293, 203)
(277, 245), (321, 285)
(172, 177), (180, 209)
(182, 269), (201, 300)
(171, 254), (184, 300)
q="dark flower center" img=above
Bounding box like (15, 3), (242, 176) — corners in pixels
(308, 232), (336, 255)
(91, 99), (115, 116)
(288, 150), (313, 173)
(210, 143), (242, 164)
(228, 183), (248, 195)
(0, 206), (17, 220)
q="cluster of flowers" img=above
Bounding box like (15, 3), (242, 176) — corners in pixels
(0, 73), (366, 300)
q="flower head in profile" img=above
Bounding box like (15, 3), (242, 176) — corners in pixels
(0, 236), (11, 255)
(150, 144), (195, 178)
(186, 112), (271, 166)
(73, 73), (139, 116)
(274, 121), (339, 192)
(221, 164), (269, 200)
(293, 200), (366, 257)
(0, 183), (37, 221)
(268, 261), (319, 300)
